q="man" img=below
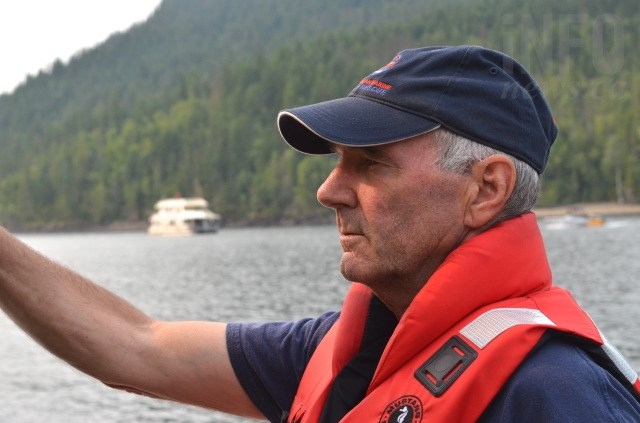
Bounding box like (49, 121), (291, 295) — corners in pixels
(1, 46), (639, 422)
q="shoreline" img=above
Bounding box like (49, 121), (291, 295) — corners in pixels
(8, 202), (640, 233)
(533, 202), (640, 218)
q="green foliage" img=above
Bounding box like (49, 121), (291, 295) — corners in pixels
(0, 0), (639, 228)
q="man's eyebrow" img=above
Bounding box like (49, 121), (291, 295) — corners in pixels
(329, 144), (395, 163)
(361, 145), (394, 161)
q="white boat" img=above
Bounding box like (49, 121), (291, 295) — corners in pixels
(148, 197), (221, 235)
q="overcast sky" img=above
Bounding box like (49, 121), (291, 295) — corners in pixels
(0, 0), (162, 95)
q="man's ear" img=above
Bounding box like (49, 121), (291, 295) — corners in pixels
(463, 155), (516, 229)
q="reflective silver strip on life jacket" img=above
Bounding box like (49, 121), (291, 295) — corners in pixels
(598, 331), (639, 385)
(460, 308), (555, 349)
(460, 308), (640, 387)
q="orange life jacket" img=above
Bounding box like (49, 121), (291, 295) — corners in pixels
(287, 214), (640, 422)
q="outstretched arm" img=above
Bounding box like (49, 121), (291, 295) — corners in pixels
(0, 226), (263, 419)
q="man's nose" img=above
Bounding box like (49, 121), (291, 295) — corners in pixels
(317, 166), (357, 209)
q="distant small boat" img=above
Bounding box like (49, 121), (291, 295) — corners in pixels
(148, 197), (221, 236)
(544, 210), (605, 230)
(584, 215), (605, 228)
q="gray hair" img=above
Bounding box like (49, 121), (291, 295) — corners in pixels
(431, 128), (540, 227)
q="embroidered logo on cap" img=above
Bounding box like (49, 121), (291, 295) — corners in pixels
(354, 53), (402, 96)
(355, 78), (393, 95)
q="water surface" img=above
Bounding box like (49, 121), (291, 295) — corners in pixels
(1, 218), (639, 422)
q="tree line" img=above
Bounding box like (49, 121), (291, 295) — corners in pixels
(0, 0), (638, 229)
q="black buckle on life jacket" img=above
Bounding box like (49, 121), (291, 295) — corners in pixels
(414, 336), (478, 397)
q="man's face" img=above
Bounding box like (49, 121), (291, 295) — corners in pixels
(317, 133), (472, 293)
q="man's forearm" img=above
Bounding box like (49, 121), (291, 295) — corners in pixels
(0, 227), (264, 417)
(0, 226), (153, 381)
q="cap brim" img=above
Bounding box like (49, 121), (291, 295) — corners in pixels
(277, 96), (440, 154)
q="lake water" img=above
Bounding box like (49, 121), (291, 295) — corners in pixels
(1, 218), (639, 422)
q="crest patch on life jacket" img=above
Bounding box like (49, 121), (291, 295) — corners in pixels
(414, 336), (477, 397)
(379, 395), (423, 423)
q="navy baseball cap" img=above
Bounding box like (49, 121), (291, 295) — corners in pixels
(277, 45), (558, 174)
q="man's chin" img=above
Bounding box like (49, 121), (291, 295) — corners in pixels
(339, 255), (358, 282)
(339, 254), (378, 283)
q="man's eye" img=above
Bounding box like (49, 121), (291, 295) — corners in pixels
(360, 159), (382, 170)
(363, 155), (384, 166)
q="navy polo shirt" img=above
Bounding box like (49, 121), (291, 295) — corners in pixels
(227, 312), (640, 422)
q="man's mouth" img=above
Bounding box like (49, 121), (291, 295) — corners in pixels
(336, 215), (366, 239)
(338, 231), (366, 252)
(340, 230), (362, 236)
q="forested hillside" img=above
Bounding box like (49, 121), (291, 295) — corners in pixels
(0, 0), (638, 229)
